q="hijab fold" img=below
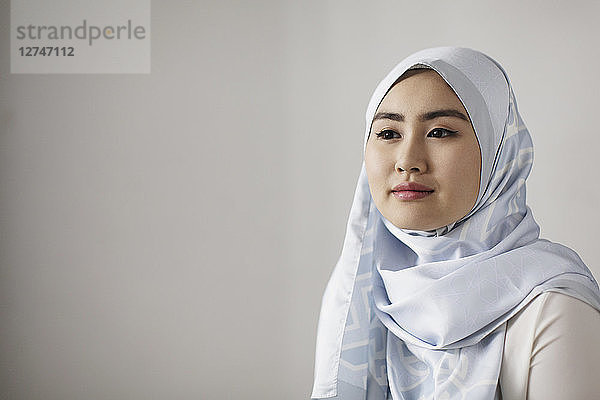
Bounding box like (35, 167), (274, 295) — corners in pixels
(310, 47), (600, 400)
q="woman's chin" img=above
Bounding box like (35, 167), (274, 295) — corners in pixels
(383, 213), (442, 231)
(387, 219), (442, 232)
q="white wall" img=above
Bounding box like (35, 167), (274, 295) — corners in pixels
(1, 1), (599, 399)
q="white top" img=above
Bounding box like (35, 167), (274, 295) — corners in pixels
(500, 291), (600, 399)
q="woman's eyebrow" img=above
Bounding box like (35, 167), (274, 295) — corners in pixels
(421, 109), (469, 122)
(372, 109), (469, 123)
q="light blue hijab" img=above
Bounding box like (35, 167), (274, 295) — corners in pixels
(310, 47), (600, 400)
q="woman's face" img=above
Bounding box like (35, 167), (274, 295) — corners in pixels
(365, 69), (481, 231)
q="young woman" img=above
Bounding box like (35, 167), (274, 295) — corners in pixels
(310, 47), (600, 400)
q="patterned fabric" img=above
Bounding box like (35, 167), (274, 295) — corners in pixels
(310, 47), (600, 400)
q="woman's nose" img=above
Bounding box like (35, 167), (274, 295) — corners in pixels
(394, 137), (428, 174)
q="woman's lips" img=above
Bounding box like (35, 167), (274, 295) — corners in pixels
(393, 182), (434, 191)
(391, 182), (434, 200)
(391, 190), (433, 200)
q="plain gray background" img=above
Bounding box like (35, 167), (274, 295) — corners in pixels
(1, 1), (599, 399)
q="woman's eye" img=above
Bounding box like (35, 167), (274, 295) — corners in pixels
(375, 129), (400, 140)
(428, 128), (458, 138)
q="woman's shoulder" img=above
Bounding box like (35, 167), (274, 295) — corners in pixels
(500, 291), (600, 400)
(509, 291), (599, 327)
(506, 291), (600, 339)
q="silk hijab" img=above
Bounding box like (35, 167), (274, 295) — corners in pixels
(310, 47), (600, 400)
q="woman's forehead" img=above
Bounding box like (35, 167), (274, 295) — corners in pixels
(376, 69), (467, 114)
